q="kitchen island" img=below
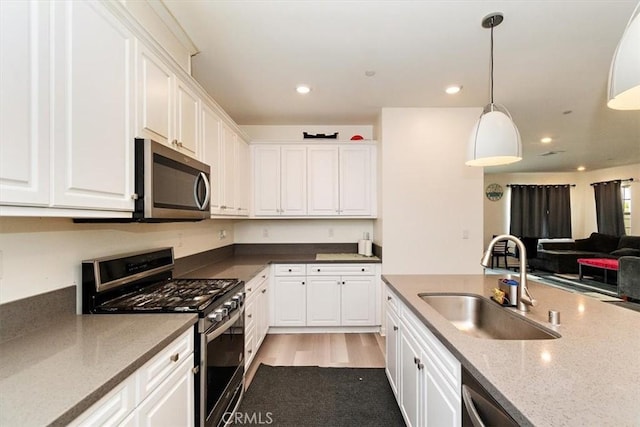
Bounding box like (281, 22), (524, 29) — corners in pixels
(383, 274), (640, 426)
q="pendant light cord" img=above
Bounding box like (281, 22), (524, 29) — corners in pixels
(490, 18), (494, 105)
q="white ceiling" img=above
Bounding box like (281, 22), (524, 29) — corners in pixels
(164, 0), (640, 174)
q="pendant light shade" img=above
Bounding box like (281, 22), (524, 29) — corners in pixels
(466, 13), (522, 167)
(467, 104), (522, 166)
(607, 3), (640, 110)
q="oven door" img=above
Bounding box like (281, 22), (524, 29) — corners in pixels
(201, 306), (245, 427)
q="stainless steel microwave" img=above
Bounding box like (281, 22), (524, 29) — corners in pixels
(134, 138), (211, 221)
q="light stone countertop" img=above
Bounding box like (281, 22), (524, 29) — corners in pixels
(0, 313), (197, 427)
(382, 274), (640, 427)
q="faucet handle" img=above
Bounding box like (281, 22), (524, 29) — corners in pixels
(523, 286), (537, 306)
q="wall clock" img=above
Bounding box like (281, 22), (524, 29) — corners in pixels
(485, 183), (504, 201)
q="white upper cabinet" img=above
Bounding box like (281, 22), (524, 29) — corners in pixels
(0, 0), (51, 207)
(2, 0), (135, 213)
(174, 79), (199, 156)
(252, 145), (307, 216)
(201, 103), (222, 214)
(201, 105), (248, 217)
(51, 0), (135, 211)
(135, 44), (200, 158)
(339, 146), (372, 216)
(252, 142), (376, 218)
(307, 146), (340, 216)
(136, 43), (173, 145)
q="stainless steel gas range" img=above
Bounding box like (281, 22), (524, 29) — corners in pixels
(82, 247), (244, 427)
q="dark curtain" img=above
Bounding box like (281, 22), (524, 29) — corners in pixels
(593, 180), (625, 236)
(509, 185), (572, 238)
(546, 185), (572, 238)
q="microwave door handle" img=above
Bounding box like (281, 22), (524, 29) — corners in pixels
(194, 172), (211, 210)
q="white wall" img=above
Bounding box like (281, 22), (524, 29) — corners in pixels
(484, 163), (640, 245)
(380, 108), (484, 274)
(234, 219), (374, 243)
(0, 218), (234, 307)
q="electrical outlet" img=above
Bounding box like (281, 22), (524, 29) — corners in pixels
(262, 228), (269, 238)
(178, 233), (183, 247)
(328, 228), (334, 237)
(462, 229), (469, 240)
(219, 229), (227, 240)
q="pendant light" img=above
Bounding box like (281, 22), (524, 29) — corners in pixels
(607, 3), (640, 110)
(466, 13), (522, 167)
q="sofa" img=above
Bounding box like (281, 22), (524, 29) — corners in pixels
(619, 256), (640, 301)
(529, 233), (640, 274)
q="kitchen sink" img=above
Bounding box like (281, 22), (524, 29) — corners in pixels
(418, 293), (560, 340)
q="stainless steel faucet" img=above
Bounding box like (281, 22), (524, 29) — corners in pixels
(481, 234), (537, 312)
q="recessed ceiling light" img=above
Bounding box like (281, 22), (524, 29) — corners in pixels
(296, 85), (311, 94)
(577, 166), (586, 171)
(445, 85), (462, 95)
(562, 110), (573, 115)
(365, 70), (376, 77)
(540, 137), (552, 143)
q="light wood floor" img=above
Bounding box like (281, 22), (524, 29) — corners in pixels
(246, 333), (386, 387)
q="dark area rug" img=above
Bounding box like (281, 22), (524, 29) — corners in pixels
(235, 365), (405, 427)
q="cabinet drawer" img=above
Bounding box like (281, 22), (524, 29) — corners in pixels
(245, 298), (256, 331)
(245, 325), (256, 369)
(69, 375), (136, 426)
(307, 263), (375, 276)
(403, 306), (460, 388)
(274, 264), (306, 276)
(137, 328), (194, 403)
(245, 266), (270, 299)
(385, 286), (399, 314)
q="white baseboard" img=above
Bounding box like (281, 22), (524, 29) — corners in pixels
(267, 326), (381, 334)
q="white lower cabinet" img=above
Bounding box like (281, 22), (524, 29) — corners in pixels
(272, 263), (380, 328)
(385, 301), (400, 396)
(273, 275), (307, 327)
(136, 353), (195, 427)
(70, 329), (195, 427)
(245, 266), (270, 369)
(386, 286), (461, 427)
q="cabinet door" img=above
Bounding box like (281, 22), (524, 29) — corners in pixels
(68, 375), (136, 427)
(0, 0), (50, 206)
(339, 146), (372, 216)
(174, 79), (199, 156)
(252, 145), (281, 216)
(221, 123), (236, 212)
(52, 0), (134, 211)
(424, 360), (461, 427)
(234, 138), (250, 215)
(341, 276), (376, 326)
(256, 282), (270, 347)
(137, 353), (195, 427)
(273, 277), (306, 326)
(136, 43), (173, 145)
(201, 103), (221, 215)
(307, 146), (339, 216)
(385, 308), (400, 397)
(306, 276), (341, 327)
(400, 325), (422, 427)
(281, 146), (307, 215)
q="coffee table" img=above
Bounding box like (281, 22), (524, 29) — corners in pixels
(577, 258), (619, 284)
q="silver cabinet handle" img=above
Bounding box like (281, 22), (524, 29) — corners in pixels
(177, 141), (183, 148)
(417, 363), (424, 370)
(247, 287), (252, 292)
(171, 139), (178, 146)
(413, 356), (420, 365)
(248, 314), (252, 318)
(170, 353), (179, 363)
(393, 325), (398, 331)
(302, 281), (305, 285)
(387, 296), (392, 301)
(261, 289), (267, 293)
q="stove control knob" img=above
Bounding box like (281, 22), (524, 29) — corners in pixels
(232, 294), (243, 305)
(208, 309), (226, 322)
(224, 300), (237, 310)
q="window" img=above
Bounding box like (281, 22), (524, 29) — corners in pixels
(622, 184), (631, 235)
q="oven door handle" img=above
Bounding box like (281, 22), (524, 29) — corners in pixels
(206, 306), (244, 343)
